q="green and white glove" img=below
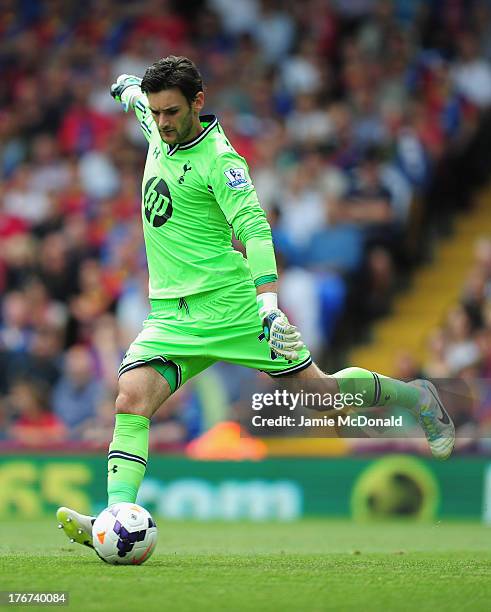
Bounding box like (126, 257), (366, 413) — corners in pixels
(110, 74), (142, 112)
(257, 293), (304, 361)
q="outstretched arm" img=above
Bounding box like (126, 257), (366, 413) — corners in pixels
(110, 74), (155, 143)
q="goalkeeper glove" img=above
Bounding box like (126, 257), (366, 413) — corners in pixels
(110, 74), (142, 112)
(257, 293), (304, 361)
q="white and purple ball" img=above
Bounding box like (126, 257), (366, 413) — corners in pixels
(92, 502), (157, 565)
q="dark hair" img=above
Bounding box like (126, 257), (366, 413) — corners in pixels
(141, 56), (203, 105)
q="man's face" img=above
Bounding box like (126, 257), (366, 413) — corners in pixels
(147, 87), (203, 145)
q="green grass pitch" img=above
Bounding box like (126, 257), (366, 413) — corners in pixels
(2, 519), (491, 611)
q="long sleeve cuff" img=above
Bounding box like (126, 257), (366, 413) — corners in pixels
(245, 236), (277, 286)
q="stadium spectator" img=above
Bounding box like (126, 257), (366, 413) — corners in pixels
(7, 378), (66, 446)
(2, 324), (63, 394)
(451, 31), (491, 108)
(0, 290), (33, 355)
(52, 344), (104, 434)
(3, 164), (52, 224)
(339, 147), (394, 228)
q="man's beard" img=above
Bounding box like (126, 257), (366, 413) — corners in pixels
(160, 111), (194, 144)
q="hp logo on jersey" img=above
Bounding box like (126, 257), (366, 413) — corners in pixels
(143, 177), (173, 227)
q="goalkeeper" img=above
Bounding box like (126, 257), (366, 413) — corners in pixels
(56, 56), (455, 548)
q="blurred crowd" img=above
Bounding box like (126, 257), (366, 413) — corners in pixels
(379, 236), (491, 453)
(2, 0), (491, 449)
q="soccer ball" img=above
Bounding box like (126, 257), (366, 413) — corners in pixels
(92, 502), (158, 565)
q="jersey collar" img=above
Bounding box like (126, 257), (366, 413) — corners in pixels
(167, 114), (218, 156)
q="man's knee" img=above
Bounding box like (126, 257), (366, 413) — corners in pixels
(114, 389), (151, 417)
(115, 365), (172, 417)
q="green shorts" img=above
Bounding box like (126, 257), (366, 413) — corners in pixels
(118, 281), (312, 392)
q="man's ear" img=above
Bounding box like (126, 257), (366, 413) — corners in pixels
(192, 91), (205, 114)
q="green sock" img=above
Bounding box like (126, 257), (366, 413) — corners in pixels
(332, 367), (420, 411)
(107, 413), (150, 506)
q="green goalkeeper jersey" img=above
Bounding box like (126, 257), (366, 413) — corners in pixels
(132, 96), (277, 299)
